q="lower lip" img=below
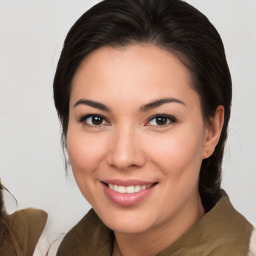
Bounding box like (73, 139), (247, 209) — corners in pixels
(103, 184), (156, 207)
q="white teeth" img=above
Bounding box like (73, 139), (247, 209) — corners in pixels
(126, 186), (135, 194)
(118, 186), (126, 193)
(108, 184), (152, 194)
(134, 185), (141, 192)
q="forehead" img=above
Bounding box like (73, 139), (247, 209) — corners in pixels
(70, 44), (200, 110)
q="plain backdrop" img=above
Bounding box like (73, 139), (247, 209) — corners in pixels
(0, 0), (256, 247)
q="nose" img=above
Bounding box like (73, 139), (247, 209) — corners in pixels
(107, 127), (146, 170)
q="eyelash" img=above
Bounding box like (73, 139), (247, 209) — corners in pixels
(78, 114), (177, 127)
(79, 114), (110, 127)
(146, 114), (177, 127)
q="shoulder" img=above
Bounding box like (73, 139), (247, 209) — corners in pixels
(7, 208), (47, 256)
(57, 209), (114, 256)
(10, 208), (47, 225)
(9, 208), (48, 238)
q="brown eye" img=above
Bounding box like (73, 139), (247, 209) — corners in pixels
(147, 115), (176, 126)
(155, 116), (168, 125)
(79, 115), (109, 126)
(91, 116), (104, 125)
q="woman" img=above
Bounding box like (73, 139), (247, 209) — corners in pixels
(53, 0), (255, 255)
(0, 181), (47, 256)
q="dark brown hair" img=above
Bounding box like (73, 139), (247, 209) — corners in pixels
(53, 0), (232, 211)
(0, 182), (8, 248)
(0, 182), (23, 256)
(0, 182), (4, 217)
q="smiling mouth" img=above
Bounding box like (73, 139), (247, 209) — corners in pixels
(102, 181), (158, 206)
(103, 183), (157, 194)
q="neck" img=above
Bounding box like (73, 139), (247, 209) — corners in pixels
(112, 194), (204, 256)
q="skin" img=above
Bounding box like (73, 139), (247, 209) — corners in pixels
(67, 44), (224, 256)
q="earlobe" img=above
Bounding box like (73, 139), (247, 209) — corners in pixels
(203, 105), (225, 159)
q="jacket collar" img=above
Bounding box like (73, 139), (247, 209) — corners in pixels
(57, 195), (253, 256)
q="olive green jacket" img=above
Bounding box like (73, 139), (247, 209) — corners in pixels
(0, 208), (47, 256)
(57, 196), (253, 256)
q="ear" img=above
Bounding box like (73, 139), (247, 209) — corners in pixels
(203, 105), (225, 159)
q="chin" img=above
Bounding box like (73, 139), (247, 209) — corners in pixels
(108, 220), (152, 234)
(97, 207), (158, 234)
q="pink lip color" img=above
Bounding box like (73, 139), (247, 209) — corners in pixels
(102, 182), (156, 207)
(103, 179), (154, 186)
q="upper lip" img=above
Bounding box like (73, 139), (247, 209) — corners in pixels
(102, 179), (157, 186)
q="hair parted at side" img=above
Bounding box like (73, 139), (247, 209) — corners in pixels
(53, 0), (232, 211)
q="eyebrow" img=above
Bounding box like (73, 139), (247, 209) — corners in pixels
(140, 98), (185, 112)
(73, 97), (185, 112)
(73, 99), (111, 112)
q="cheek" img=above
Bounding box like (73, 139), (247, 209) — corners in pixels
(147, 129), (205, 216)
(66, 129), (109, 205)
(149, 128), (204, 178)
(66, 130), (107, 176)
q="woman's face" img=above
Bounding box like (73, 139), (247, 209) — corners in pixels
(67, 45), (211, 234)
